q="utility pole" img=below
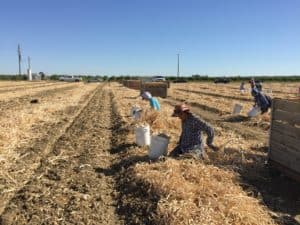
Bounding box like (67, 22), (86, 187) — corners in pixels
(177, 53), (180, 78)
(18, 44), (22, 75)
(27, 56), (32, 81)
(28, 56), (31, 69)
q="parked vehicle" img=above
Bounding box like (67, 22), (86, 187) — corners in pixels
(214, 78), (230, 83)
(151, 76), (166, 82)
(59, 75), (82, 82)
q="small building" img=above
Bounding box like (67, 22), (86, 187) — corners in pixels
(32, 73), (41, 80)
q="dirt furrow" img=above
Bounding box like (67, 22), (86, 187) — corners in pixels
(0, 82), (46, 89)
(175, 88), (252, 102)
(0, 87), (122, 225)
(163, 97), (268, 143)
(0, 84), (100, 216)
(0, 84), (77, 115)
(0, 82), (66, 94)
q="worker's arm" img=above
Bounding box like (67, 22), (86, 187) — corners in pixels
(194, 118), (214, 145)
(194, 118), (218, 151)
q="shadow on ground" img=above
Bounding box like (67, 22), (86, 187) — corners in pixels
(208, 147), (300, 225)
(220, 115), (251, 123)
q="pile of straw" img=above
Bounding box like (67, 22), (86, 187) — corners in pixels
(133, 159), (276, 225)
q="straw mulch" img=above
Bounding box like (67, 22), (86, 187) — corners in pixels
(111, 83), (277, 225)
(132, 159), (276, 225)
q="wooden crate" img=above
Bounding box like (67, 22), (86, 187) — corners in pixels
(268, 98), (300, 181)
(123, 80), (141, 90)
(141, 82), (168, 98)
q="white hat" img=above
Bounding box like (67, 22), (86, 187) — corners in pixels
(141, 91), (152, 100)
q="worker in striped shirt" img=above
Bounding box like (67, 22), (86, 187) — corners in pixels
(169, 104), (218, 159)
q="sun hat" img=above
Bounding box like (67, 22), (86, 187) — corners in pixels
(141, 91), (152, 100)
(172, 104), (190, 117)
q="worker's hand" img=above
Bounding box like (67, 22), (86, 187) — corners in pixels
(208, 144), (219, 152)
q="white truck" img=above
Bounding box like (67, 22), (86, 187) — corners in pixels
(59, 75), (82, 82)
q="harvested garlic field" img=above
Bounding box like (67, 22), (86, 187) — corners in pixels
(0, 81), (299, 225)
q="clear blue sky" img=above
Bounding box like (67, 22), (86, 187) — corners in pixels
(0, 0), (299, 76)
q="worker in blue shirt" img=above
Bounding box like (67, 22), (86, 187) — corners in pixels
(141, 91), (160, 111)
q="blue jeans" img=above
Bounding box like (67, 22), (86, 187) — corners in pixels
(169, 145), (203, 158)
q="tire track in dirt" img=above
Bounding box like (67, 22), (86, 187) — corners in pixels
(0, 86), (122, 225)
(0, 84), (78, 115)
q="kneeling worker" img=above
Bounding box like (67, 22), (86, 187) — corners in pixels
(169, 104), (218, 159)
(249, 79), (271, 114)
(141, 91), (161, 111)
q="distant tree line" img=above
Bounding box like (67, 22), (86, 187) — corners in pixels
(1, 74), (300, 82)
(0, 74), (28, 80)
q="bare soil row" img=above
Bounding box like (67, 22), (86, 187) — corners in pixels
(0, 85), (125, 224)
(0, 84), (99, 216)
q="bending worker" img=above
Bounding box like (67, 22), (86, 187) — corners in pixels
(169, 104), (218, 159)
(141, 91), (160, 111)
(249, 79), (271, 114)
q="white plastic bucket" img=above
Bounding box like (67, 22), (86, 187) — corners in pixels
(135, 124), (150, 146)
(149, 135), (170, 160)
(131, 106), (142, 120)
(232, 104), (243, 114)
(248, 107), (260, 117)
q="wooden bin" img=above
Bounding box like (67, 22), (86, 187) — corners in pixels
(141, 82), (168, 98)
(123, 80), (141, 90)
(268, 98), (300, 182)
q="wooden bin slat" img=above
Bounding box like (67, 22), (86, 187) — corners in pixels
(269, 98), (300, 180)
(270, 139), (300, 159)
(270, 130), (300, 153)
(273, 99), (300, 114)
(271, 120), (300, 139)
(269, 142), (300, 172)
(273, 109), (300, 125)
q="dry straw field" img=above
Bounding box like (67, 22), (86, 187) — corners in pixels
(0, 80), (299, 225)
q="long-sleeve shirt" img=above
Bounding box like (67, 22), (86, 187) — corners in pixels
(251, 87), (271, 111)
(149, 97), (160, 111)
(179, 113), (214, 152)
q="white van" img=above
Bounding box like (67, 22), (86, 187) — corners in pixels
(59, 75), (82, 82)
(151, 76), (166, 82)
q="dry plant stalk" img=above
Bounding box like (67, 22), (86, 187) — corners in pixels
(133, 159), (276, 225)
